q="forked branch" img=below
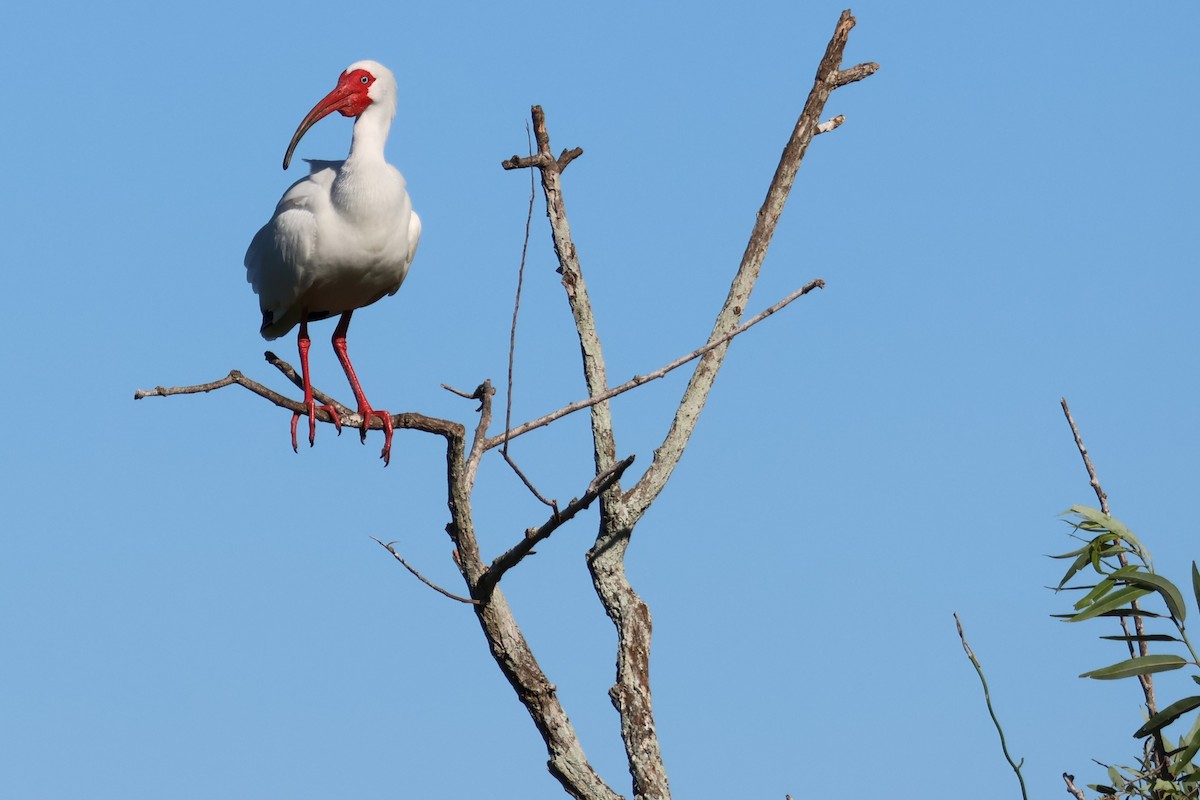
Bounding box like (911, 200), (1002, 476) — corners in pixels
(502, 11), (875, 800)
(477, 455), (637, 600)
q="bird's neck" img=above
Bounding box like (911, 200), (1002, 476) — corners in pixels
(346, 105), (393, 166)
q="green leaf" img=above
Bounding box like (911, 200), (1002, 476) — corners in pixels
(1048, 546), (1088, 560)
(1134, 696), (1200, 738)
(1067, 505), (1151, 564)
(1052, 608), (1163, 620)
(1192, 562), (1200, 619)
(1058, 549), (1095, 590)
(1069, 586), (1151, 622)
(1074, 575), (1117, 610)
(1072, 565), (1141, 610)
(1099, 633), (1181, 643)
(1172, 716), (1200, 773)
(1120, 571), (1188, 624)
(1180, 770), (1200, 785)
(1098, 608), (1163, 619)
(1080, 654), (1187, 680)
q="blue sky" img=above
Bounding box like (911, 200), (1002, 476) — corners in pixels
(2, 2), (1198, 798)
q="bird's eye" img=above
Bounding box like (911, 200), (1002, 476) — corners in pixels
(360, 75), (370, 85)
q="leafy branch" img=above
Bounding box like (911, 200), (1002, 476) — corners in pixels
(1052, 505), (1200, 798)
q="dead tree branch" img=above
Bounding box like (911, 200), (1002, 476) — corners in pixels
(482, 278), (825, 451)
(1059, 397), (1109, 514)
(501, 11), (874, 800)
(1062, 773), (1086, 800)
(478, 455), (636, 600)
(624, 8), (874, 521)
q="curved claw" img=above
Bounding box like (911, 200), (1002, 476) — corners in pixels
(306, 399), (318, 446)
(353, 407), (395, 466)
(375, 410), (395, 466)
(290, 401), (343, 454)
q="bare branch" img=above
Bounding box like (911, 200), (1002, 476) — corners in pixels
(624, 8), (874, 520)
(135, 371), (244, 400)
(464, 381), (495, 491)
(371, 537), (479, 605)
(505, 122), (537, 451)
(483, 279), (824, 451)
(504, 105), (619, 484)
(835, 61), (880, 86)
(1062, 773), (1086, 800)
(441, 383), (477, 399)
(478, 455), (635, 599)
(501, 449), (559, 510)
(496, 14), (874, 799)
(557, 147), (584, 172)
(264, 351), (353, 417)
(135, 368), (331, 419)
(138, 358), (463, 440)
(1059, 397), (1109, 514)
(816, 115), (845, 134)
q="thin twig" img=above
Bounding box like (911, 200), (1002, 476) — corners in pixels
(440, 383), (477, 400)
(955, 613), (1029, 800)
(482, 279), (824, 451)
(502, 450), (559, 510)
(477, 455), (635, 599)
(137, 360), (463, 440)
(264, 351), (353, 417)
(1060, 397), (1109, 513)
(496, 123), (558, 510)
(371, 537), (479, 605)
(505, 121), (536, 455)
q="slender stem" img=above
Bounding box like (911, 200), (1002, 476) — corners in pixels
(955, 613), (1029, 800)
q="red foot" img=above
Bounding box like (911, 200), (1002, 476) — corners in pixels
(290, 400), (344, 452)
(356, 405), (395, 466)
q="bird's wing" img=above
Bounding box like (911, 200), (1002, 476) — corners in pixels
(244, 164), (340, 340)
(406, 211), (422, 273)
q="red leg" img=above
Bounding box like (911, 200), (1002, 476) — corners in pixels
(331, 311), (395, 465)
(292, 315), (342, 453)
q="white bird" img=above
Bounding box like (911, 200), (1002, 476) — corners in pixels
(245, 60), (420, 465)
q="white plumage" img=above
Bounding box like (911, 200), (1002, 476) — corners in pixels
(244, 60), (419, 464)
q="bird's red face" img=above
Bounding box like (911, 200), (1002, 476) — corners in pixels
(282, 68), (378, 170)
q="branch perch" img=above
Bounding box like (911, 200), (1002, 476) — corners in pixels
(478, 455), (636, 600)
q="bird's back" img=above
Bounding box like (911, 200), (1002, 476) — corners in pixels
(246, 159), (418, 340)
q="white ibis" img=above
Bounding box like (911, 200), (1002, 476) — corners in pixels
(245, 60), (420, 465)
